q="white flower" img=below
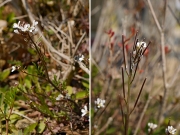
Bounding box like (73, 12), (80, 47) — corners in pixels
(11, 66), (16, 72)
(13, 20), (38, 34)
(81, 105), (88, 117)
(79, 55), (84, 61)
(95, 98), (105, 108)
(136, 41), (147, 48)
(14, 29), (20, 34)
(166, 126), (176, 134)
(13, 21), (21, 29)
(65, 93), (70, 99)
(94, 124), (98, 129)
(32, 20), (38, 27)
(148, 123), (157, 132)
(56, 94), (64, 100)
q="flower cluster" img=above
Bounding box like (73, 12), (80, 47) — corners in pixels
(13, 20), (38, 34)
(81, 105), (88, 117)
(136, 41), (147, 48)
(95, 98), (105, 109)
(166, 126), (176, 135)
(133, 41), (147, 55)
(148, 122), (157, 132)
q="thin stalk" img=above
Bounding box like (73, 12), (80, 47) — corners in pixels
(28, 33), (62, 92)
(6, 119), (8, 135)
(6, 104), (14, 135)
(122, 67), (125, 99)
(122, 35), (127, 71)
(125, 75), (132, 135)
(125, 113), (129, 135)
(130, 78), (147, 115)
(119, 95), (125, 128)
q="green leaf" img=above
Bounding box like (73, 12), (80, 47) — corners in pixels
(0, 93), (4, 107)
(37, 121), (46, 133)
(44, 84), (51, 92)
(4, 87), (16, 107)
(4, 103), (8, 116)
(7, 12), (15, 24)
(24, 78), (32, 89)
(0, 69), (10, 81)
(82, 81), (89, 89)
(10, 114), (19, 124)
(27, 48), (36, 55)
(66, 86), (73, 95)
(24, 123), (37, 135)
(33, 102), (53, 117)
(75, 90), (89, 100)
(47, 29), (54, 35)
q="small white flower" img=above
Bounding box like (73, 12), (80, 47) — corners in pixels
(65, 93), (70, 99)
(79, 55), (84, 61)
(13, 21), (21, 29)
(94, 124), (98, 129)
(148, 122), (157, 132)
(13, 20), (38, 34)
(166, 126), (176, 134)
(14, 29), (20, 34)
(11, 66), (16, 72)
(81, 105), (88, 117)
(32, 20), (38, 27)
(56, 94), (64, 100)
(136, 41), (147, 48)
(95, 98), (105, 108)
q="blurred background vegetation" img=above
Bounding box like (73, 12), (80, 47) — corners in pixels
(91, 0), (180, 134)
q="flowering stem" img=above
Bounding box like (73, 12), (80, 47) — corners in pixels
(122, 35), (128, 73)
(27, 33), (62, 92)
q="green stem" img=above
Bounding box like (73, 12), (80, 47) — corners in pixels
(6, 104), (14, 135)
(125, 75), (131, 135)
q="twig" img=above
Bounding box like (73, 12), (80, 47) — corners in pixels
(77, 61), (89, 75)
(0, 0), (11, 7)
(13, 15), (28, 20)
(73, 32), (86, 57)
(74, 75), (89, 81)
(68, 20), (73, 56)
(147, 0), (162, 33)
(147, 0), (168, 124)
